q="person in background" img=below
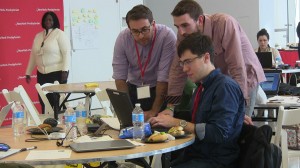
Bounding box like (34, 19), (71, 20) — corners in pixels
(255, 28), (284, 67)
(297, 22), (300, 59)
(25, 11), (71, 114)
(112, 5), (176, 121)
(150, 33), (245, 168)
(163, 0), (264, 123)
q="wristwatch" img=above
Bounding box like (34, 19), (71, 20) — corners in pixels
(179, 120), (188, 128)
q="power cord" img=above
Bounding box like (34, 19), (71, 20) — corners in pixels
(56, 126), (81, 147)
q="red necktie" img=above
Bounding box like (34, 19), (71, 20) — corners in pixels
(192, 84), (203, 123)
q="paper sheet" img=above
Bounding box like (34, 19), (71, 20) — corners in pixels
(0, 149), (20, 159)
(100, 118), (120, 130)
(25, 150), (72, 160)
(268, 96), (299, 104)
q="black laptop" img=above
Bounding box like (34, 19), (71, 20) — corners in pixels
(260, 72), (281, 97)
(106, 88), (133, 129)
(256, 52), (273, 69)
(106, 88), (168, 132)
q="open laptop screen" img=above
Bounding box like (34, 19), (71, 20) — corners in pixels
(106, 88), (133, 129)
(256, 52), (273, 69)
(260, 73), (281, 95)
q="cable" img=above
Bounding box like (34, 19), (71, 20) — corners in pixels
(25, 126), (50, 142)
(56, 126), (81, 147)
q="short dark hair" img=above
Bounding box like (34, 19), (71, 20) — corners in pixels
(41, 11), (60, 29)
(178, 32), (214, 63)
(171, 0), (203, 21)
(126, 5), (153, 28)
(257, 28), (269, 40)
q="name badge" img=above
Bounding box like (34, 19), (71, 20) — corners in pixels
(137, 85), (150, 99)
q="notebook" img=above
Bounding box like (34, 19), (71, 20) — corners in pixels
(69, 140), (135, 153)
(256, 52), (273, 68)
(260, 72), (281, 96)
(0, 103), (13, 126)
(106, 88), (133, 129)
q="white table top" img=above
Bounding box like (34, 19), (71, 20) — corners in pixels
(43, 81), (116, 94)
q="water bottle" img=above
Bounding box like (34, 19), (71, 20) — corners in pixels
(12, 101), (25, 136)
(275, 57), (281, 69)
(132, 103), (144, 141)
(75, 101), (87, 135)
(64, 106), (77, 141)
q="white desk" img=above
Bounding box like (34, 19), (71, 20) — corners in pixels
(43, 81), (116, 119)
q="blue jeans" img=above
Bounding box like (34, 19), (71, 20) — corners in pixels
(245, 85), (259, 117)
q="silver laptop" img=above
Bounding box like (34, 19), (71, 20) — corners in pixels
(69, 139), (135, 153)
(0, 103), (13, 126)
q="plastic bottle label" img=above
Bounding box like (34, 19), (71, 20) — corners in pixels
(76, 111), (87, 117)
(65, 115), (76, 123)
(132, 113), (144, 122)
(14, 111), (24, 118)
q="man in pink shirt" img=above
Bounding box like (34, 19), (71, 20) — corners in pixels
(164, 0), (265, 122)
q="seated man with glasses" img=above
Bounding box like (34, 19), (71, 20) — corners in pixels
(113, 5), (176, 120)
(150, 33), (245, 168)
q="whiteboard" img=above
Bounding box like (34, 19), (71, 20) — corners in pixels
(69, 0), (102, 50)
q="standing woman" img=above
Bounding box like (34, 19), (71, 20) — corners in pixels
(255, 28), (284, 67)
(25, 11), (71, 114)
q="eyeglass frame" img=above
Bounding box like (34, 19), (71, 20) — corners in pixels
(179, 52), (208, 67)
(130, 24), (152, 36)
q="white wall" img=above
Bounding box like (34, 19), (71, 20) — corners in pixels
(145, 0), (300, 49)
(145, 0), (260, 47)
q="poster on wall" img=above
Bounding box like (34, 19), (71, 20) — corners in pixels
(0, 0), (63, 126)
(69, 0), (101, 50)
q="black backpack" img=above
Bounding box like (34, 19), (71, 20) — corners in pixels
(238, 124), (282, 168)
(279, 83), (300, 95)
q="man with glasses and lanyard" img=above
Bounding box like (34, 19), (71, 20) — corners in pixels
(112, 5), (176, 121)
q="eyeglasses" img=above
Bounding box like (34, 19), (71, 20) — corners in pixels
(179, 57), (200, 67)
(130, 25), (151, 36)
